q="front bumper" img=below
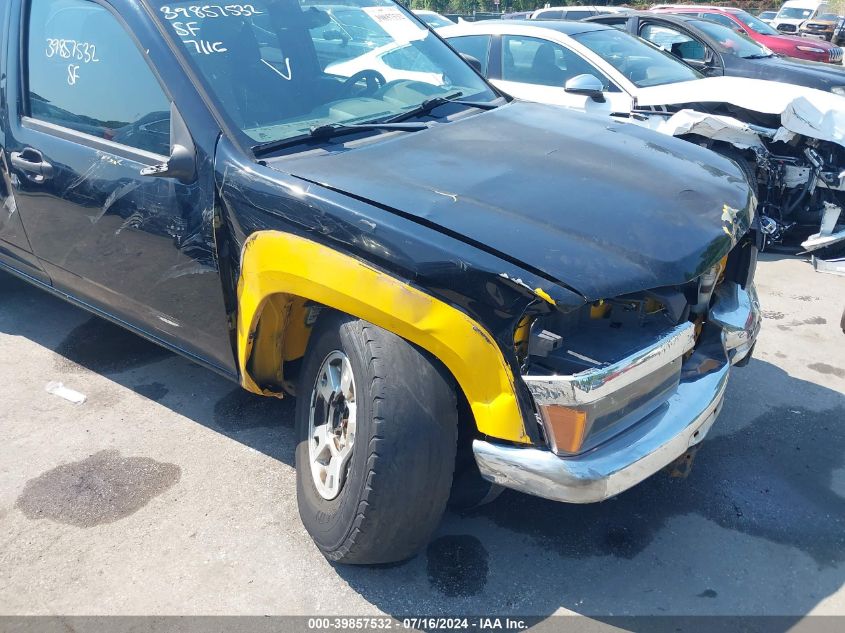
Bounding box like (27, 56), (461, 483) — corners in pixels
(472, 282), (761, 504)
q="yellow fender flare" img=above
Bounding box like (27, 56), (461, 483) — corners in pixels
(236, 230), (530, 444)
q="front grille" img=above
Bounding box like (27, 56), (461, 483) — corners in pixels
(830, 47), (844, 62)
(778, 23), (797, 32)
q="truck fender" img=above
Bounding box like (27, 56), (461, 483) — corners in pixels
(236, 230), (531, 444)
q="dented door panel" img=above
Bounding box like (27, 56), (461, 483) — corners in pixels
(0, 149), (48, 281)
(8, 126), (232, 370)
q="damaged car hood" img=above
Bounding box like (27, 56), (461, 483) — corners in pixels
(635, 76), (845, 147)
(271, 102), (753, 300)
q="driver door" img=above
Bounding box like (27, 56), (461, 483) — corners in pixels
(492, 35), (632, 114)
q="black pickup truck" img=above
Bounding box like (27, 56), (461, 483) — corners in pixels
(0, 0), (760, 564)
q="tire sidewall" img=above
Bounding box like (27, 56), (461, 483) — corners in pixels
(295, 316), (373, 553)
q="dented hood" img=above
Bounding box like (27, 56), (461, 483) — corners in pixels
(272, 102), (753, 300)
(636, 76), (845, 147)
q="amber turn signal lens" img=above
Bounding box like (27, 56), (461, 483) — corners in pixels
(539, 405), (588, 454)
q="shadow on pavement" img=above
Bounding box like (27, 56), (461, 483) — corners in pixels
(0, 270), (296, 465)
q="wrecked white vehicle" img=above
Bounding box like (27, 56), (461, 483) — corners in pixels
(442, 20), (845, 252)
(635, 77), (845, 255)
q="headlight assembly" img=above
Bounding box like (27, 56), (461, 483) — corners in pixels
(796, 45), (826, 53)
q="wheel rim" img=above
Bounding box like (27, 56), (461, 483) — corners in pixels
(308, 350), (357, 501)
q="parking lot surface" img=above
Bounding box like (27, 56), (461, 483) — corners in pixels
(1, 254), (844, 620)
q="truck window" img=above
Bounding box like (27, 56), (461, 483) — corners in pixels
(149, 0), (496, 147)
(447, 35), (491, 74)
(381, 44), (440, 74)
(27, 0), (171, 155)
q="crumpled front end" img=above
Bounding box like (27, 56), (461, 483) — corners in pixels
(634, 81), (845, 256)
(472, 234), (761, 503)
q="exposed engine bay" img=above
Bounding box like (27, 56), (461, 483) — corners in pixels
(639, 101), (845, 257)
(514, 233), (758, 456)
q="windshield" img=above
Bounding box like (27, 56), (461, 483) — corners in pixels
(778, 7), (816, 19)
(816, 12), (839, 20)
(733, 10), (780, 34)
(415, 11), (453, 28)
(326, 8), (390, 43)
(151, 0), (496, 148)
(572, 27), (702, 88)
(692, 19), (772, 58)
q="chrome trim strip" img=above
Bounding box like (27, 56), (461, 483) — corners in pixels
(21, 117), (166, 163)
(522, 321), (696, 406)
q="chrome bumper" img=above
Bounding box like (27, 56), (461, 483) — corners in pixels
(710, 281), (761, 366)
(473, 282), (760, 504)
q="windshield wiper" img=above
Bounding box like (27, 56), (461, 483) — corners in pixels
(742, 53), (774, 59)
(388, 92), (503, 122)
(252, 121), (429, 157)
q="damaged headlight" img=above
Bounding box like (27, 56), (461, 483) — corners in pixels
(517, 288), (698, 454)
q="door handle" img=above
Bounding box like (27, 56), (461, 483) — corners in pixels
(10, 148), (53, 181)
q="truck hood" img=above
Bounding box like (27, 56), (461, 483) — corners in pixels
(270, 102), (753, 300)
(635, 76), (845, 147)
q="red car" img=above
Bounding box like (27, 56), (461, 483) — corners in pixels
(652, 5), (845, 63)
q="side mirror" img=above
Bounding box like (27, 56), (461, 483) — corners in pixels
(564, 73), (606, 102)
(140, 102), (196, 184)
(460, 52), (483, 72)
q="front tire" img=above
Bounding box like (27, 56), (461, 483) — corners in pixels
(295, 313), (458, 565)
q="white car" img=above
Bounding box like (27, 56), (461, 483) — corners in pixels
(326, 39), (444, 85)
(528, 5), (626, 20)
(440, 19), (845, 251)
(440, 19), (829, 117)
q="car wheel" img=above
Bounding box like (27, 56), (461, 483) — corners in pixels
(295, 313), (458, 565)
